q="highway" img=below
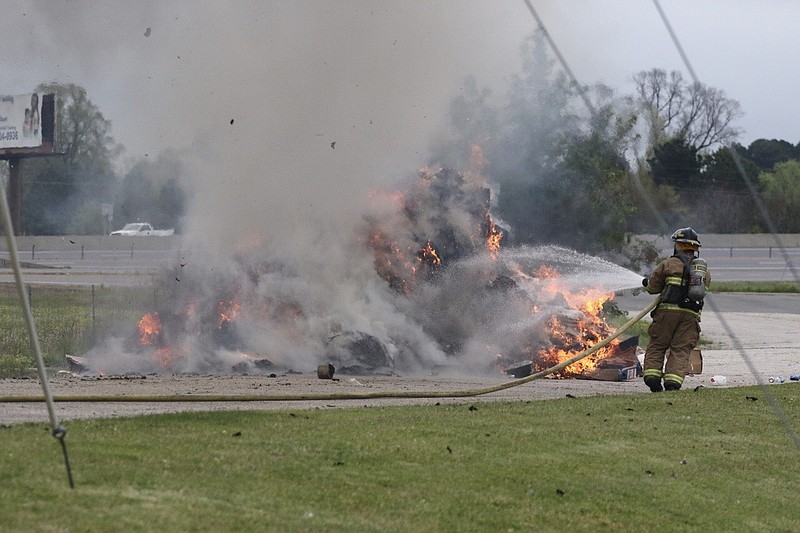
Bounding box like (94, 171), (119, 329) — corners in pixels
(1, 244), (798, 287)
(699, 247), (799, 282)
(0, 248), (191, 286)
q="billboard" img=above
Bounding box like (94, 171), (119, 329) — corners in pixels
(0, 92), (50, 150)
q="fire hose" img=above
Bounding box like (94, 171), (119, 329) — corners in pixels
(0, 295), (659, 404)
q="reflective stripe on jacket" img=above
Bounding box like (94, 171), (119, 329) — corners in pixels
(646, 255), (708, 318)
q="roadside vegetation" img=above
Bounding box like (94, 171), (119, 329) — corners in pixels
(710, 280), (799, 293)
(0, 284), (155, 378)
(1, 387), (798, 532)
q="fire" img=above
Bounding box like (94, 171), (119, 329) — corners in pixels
(112, 157), (627, 380)
(154, 346), (185, 370)
(218, 298), (241, 327)
(138, 312), (161, 345)
(466, 143), (489, 185)
(486, 222), (503, 259)
(137, 311), (187, 371)
(499, 262), (620, 378)
(534, 265), (559, 279)
(367, 229), (419, 293)
(418, 240), (442, 267)
(538, 311), (618, 377)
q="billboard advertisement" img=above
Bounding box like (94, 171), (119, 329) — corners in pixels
(0, 92), (45, 149)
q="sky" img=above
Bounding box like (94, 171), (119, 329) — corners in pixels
(3, 0), (797, 162)
(2, 0), (799, 246)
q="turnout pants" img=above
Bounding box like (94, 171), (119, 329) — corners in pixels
(643, 309), (700, 387)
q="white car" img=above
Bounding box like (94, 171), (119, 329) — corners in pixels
(110, 223), (174, 236)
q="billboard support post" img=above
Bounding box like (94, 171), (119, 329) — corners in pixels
(8, 157), (21, 234)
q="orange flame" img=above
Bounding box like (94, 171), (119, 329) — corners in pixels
(487, 224), (503, 259)
(154, 346), (185, 370)
(138, 313), (161, 345)
(466, 143), (489, 185)
(538, 310), (618, 377)
(534, 265), (559, 279)
(218, 298), (241, 327)
(419, 240), (442, 266)
(137, 312), (186, 370)
(502, 264), (620, 378)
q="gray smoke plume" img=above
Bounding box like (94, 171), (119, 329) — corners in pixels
(6, 3), (646, 375)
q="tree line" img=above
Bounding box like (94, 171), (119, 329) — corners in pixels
(432, 31), (800, 259)
(3, 31), (798, 250)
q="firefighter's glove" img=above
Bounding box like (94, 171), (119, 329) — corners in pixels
(642, 276), (649, 288)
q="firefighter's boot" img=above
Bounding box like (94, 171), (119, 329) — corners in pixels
(664, 374), (684, 391)
(644, 376), (663, 393)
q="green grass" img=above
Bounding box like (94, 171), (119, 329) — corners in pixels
(1, 386), (799, 532)
(0, 284), (157, 377)
(710, 281), (799, 293)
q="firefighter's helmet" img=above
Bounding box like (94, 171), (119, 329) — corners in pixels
(671, 227), (701, 248)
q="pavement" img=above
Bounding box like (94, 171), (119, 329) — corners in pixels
(616, 290), (800, 387)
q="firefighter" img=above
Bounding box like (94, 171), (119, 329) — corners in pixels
(641, 227), (711, 392)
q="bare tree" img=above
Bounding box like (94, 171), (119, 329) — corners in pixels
(633, 69), (742, 152)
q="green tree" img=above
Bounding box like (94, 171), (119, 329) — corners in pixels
(626, 167), (685, 233)
(701, 143), (760, 191)
(114, 150), (186, 232)
(746, 138), (798, 171)
(492, 30), (579, 183)
(490, 30), (582, 246)
(555, 132), (636, 253)
(498, 95), (637, 253)
(69, 201), (108, 235)
(20, 82), (121, 234)
(647, 136), (701, 190)
(443, 31), (645, 253)
(759, 160), (800, 232)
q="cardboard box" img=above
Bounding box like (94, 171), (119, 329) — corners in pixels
(580, 336), (642, 382)
(688, 348), (703, 375)
(664, 347), (703, 375)
(583, 363), (641, 382)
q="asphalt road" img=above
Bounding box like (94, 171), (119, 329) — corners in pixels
(1, 245), (798, 289)
(615, 290), (800, 315)
(699, 247), (799, 282)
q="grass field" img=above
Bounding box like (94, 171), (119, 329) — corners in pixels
(1, 386), (799, 532)
(0, 284), (157, 377)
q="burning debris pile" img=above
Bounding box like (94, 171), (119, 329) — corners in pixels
(80, 165), (642, 378)
(365, 166), (505, 294)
